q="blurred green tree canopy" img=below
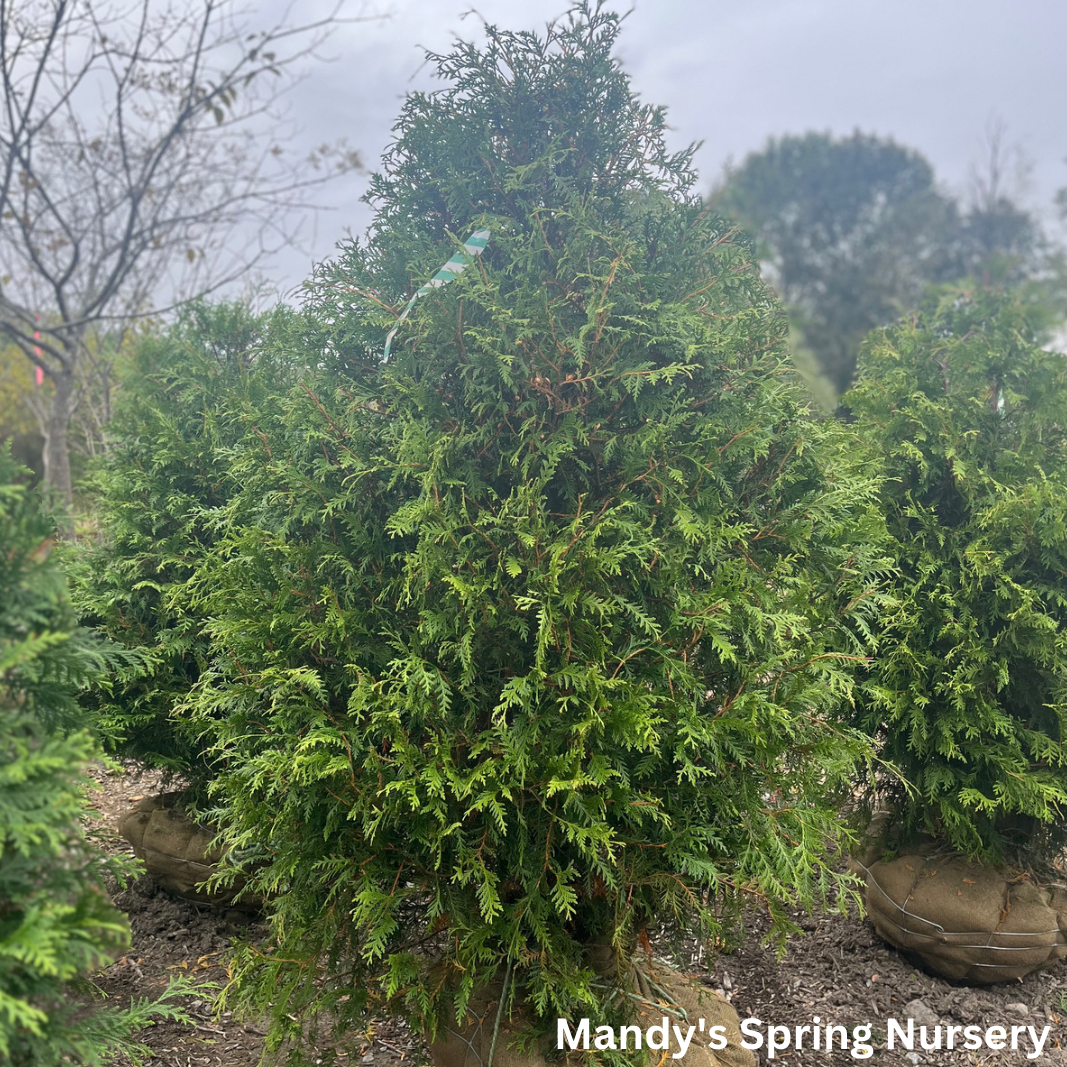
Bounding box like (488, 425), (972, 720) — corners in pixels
(0, 446), (189, 1064)
(716, 131), (1052, 399)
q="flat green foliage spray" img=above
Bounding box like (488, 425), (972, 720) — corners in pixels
(846, 288), (1067, 862)
(73, 302), (302, 797)
(0, 448), (190, 1064)
(178, 4), (891, 1055)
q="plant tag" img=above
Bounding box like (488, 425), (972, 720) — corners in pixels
(383, 228), (490, 360)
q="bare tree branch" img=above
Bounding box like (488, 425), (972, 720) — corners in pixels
(0, 0), (376, 506)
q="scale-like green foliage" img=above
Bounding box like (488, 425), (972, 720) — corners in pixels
(73, 303), (302, 797)
(0, 446), (190, 1064)
(152, 7), (894, 1054)
(846, 287), (1067, 862)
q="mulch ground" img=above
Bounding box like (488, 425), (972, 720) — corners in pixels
(83, 762), (1067, 1066)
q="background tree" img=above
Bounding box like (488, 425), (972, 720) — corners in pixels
(73, 301), (302, 797)
(846, 287), (1067, 863)
(715, 131), (1050, 400)
(0, 0), (366, 507)
(0, 342), (42, 476)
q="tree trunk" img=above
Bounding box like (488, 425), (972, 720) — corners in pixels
(42, 365), (75, 514)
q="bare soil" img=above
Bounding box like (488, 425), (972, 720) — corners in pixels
(83, 762), (1067, 1066)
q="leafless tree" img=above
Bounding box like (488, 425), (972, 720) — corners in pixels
(0, 0), (369, 506)
(964, 118), (1044, 288)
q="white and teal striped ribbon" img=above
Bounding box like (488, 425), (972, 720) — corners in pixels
(383, 228), (490, 361)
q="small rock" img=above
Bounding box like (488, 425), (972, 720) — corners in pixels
(958, 994), (979, 1015)
(904, 1053), (922, 1066)
(1004, 1002), (1029, 1017)
(903, 999), (939, 1028)
(360, 1055), (374, 1065)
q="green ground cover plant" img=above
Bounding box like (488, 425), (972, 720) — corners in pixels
(846, 287), (1067, 863)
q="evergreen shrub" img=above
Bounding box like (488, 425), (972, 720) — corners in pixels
(74, 302), (301, 797)
(0, 446), (187, 1064)
(165, 6), (895, 1054)
(846, 287), (1067, 863)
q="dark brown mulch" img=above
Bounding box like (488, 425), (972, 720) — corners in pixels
(85, 763), (268, 1067)
(705, 899), (1067, 1065)
(85, 762), (421, 1067)
(83, 763), (1067, 1066)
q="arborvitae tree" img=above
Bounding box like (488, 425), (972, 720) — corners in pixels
(0, 446), (187, 1064)
(846, 287), (1067, 863)
(73, 302), (301, 799)
(142, 4), (891, 1056)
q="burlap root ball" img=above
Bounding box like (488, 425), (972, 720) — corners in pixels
(429, 959), (754, 1067)
(851, 852), (1067, 983)
(118, 792), (258, 910)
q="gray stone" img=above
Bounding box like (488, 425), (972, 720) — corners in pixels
(902, 999), (939, 1028)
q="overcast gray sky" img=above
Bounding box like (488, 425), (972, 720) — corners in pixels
(266, 0), (1067, 293)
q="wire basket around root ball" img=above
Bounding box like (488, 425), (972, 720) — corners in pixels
(118, 792), (261, 911)
(850, 852), (1067, 983)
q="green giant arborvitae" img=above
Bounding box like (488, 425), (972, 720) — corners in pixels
(126, 4), (892, 1056)
(847, 287), (1067, 863)
(73, 302), (302, 798)
(0, 448), (187, 1064)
